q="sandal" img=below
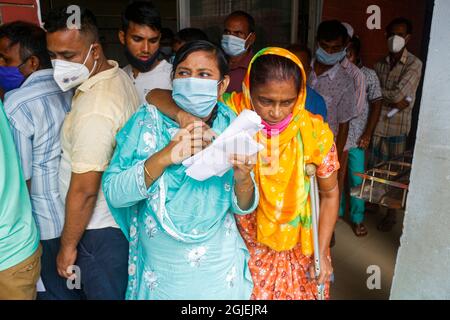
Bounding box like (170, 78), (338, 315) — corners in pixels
(352, 223), (368, 237)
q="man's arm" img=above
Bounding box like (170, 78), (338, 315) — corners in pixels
(353, 68), (367, 116)
(359, 98), (383, 149)
(336, 122), (349, 159)
(382, 60), (423, 104)
(388, 98), (410, 110)
(147, 89), (195, 126)
(57, 171), (102, 278)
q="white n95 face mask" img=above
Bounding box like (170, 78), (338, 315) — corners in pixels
(52, 44), (97, 92)
(388, 35), (406, 53)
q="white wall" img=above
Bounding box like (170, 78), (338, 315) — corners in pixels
(390, 0), (450, 300)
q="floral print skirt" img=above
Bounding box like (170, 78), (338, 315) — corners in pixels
(236, 213), (331, 300)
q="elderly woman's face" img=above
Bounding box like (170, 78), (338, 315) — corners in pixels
(250, 78), (298, 125)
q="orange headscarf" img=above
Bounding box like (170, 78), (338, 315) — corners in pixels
(222, 47), (334, 254)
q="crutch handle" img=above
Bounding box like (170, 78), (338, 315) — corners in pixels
(306, 164), (316, 177)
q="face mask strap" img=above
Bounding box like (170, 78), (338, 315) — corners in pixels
(83, 44), (99, 77)
(243, 32), (254, 50)
(88, 60), (98, 77)
(82, 44), (94, 66)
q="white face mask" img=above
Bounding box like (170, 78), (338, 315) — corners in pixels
(388, 35), (406, 53)
(52, 44), (97, 92)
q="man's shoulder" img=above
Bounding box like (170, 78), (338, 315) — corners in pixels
(87, 66), (137, 96)
(152, 59), (173, 76)
(361, 66), (378, 80)
(123, 64), (132, 72)
(74, 72), (138, 116)
(374, 57), (388, 71)
(4, 78), (69, 116)
(406, 52), (423, 69)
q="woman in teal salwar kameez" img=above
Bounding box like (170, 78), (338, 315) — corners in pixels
(103, 41), (259, 300)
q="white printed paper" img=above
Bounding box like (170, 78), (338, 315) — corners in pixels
(183, 110), (264, 181)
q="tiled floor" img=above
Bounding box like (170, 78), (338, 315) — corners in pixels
(330, 207), (405, 300)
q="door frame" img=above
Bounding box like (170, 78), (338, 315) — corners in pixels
(307, 0), (323, 50)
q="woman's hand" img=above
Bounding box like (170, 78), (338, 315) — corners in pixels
(177, 110), (217, 142)
(230, 154), (256, 183)
(163, 122), (215, 165)
(231, 154), (257, 212)
(309, 253), (333, 285)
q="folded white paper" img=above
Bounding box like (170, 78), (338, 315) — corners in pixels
(183, 110), (264, 181)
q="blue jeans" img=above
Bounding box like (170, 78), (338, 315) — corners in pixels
(39, 227), (128, 300)
(37, 238), (83, 300)
(76, 227), (129, 300)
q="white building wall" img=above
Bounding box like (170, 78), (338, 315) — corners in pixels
(390, 0), (450, 300)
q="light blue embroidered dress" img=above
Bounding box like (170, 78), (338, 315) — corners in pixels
(103, 102), (258, 300)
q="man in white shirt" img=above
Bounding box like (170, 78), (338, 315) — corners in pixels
(46, 6), (139, 299)
(119, 1), (172, 105)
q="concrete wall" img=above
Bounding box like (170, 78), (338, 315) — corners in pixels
(390, 0), (450, 300)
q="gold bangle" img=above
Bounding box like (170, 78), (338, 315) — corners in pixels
(144, 164), (156, 183)
(319, 183), (339, 194)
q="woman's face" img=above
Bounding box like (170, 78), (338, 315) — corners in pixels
(250, 78), (298, 125)
(173, 50), (229, 98)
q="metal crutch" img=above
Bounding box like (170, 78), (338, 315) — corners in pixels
(306, 164), (325, 300)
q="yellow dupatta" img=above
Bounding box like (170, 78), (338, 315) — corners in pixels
(222, 47), (334, 255)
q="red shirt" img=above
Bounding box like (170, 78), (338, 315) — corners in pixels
(226, 51), (254, 93)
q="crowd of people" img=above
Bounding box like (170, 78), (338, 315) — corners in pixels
(0, 1), (423, 300)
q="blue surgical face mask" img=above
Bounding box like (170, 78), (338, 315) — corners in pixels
(221, 34), (251, 57)
(315, 46), (347, 66)
(0, 65), (26, 92)
(172, 78), (220, 118)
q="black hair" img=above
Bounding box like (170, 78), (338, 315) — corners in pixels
(174, 28), (208, 44)
(348, 36), (361, 57)
(44, 6), (99, 42)
(250, 55), (302, 94)
(317, 20), (349, 44)
(286, 44), (312, 63)
(160, 27), (174, 44)
(386, 17), (413, 35)
(0, 21), (51, 69)
(121, 1), (161, 32)
(172, 40), (229, 80)
(226, 10), (256, 33)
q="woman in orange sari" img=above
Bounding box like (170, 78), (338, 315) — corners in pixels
(147, 46), (340, 300)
